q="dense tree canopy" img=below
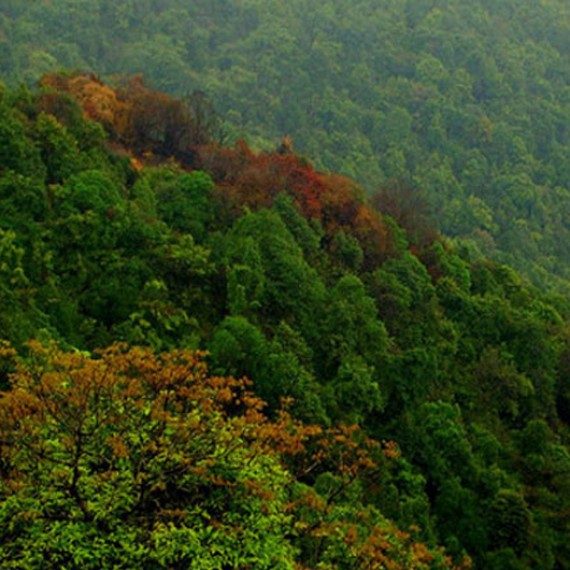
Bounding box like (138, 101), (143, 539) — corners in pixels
(0, 77), (569, 568)
(2, 0), (570, 291)
(1, 342), (462, 569)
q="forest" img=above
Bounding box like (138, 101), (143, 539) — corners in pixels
(0, 1), (570, 569)
(1, 0), (570, 293)
(0, 70), (569, 569)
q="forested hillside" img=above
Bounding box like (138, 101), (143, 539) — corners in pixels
(1, 0), (570, 291)
(1, 76), (570, 569)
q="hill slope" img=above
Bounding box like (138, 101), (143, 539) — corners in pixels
(1, 77), (570, 568)
(2, 0), (570, 291)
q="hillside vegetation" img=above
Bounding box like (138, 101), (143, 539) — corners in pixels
(1, 0), (570, 291)
(0, 76), (570, 568)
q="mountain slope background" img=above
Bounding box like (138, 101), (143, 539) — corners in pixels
(2, 1), (570, 567)
(2, 0), (570, 292)
(1, 74), (570, 568)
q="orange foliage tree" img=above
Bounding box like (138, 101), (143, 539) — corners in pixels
(197, 141), (395, 267)
(0, 342), (464, 569)
(39, 73), (219, 165)
(37, 73), (397, 268)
